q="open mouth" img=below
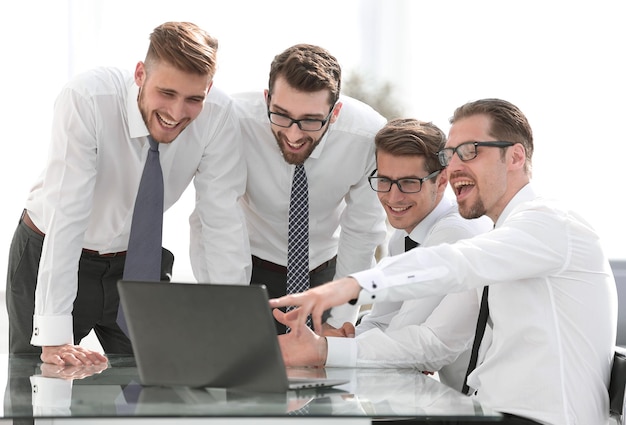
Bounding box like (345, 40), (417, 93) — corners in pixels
(285, 139), (306, 150)
(453, 180), (475, 197)
(156, 112), (180, 129)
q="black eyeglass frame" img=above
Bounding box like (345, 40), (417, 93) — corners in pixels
(368, 169), (442, 194)
(437, 141), (516, 167)
(266, 101), (336, 132)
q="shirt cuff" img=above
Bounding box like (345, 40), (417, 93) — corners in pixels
(31, 315), (74, 346)
(30, 376), (73, 408)
(350, 268), (387, 304)
(326, 337), (357, 367)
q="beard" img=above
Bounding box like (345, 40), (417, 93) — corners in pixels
(272, 127), (328, 165)
(458, 197), (487, 220)
(137, 87), (183, 144)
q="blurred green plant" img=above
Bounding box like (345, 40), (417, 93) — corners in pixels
(343, 71), (405, 121)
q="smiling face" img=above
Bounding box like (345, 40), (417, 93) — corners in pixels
(135, 60), (212, 144)
(446, 114), (527, 222)
(376, 150), (446, 234)
(265, 76), (341, 165)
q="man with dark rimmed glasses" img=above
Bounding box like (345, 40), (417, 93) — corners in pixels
(199, 44), (387, 334)
(270, 98), (617, 424)
(271, 118), (491, 392)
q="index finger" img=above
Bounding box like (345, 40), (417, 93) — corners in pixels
(268, 293), (301, 309)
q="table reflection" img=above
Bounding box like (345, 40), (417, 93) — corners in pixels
(2, 354), (499, 422)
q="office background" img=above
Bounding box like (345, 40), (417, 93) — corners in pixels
(0, 0), (624, 358)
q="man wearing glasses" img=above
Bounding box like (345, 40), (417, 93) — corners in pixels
(271, 98), (617, 424)
(273, 118), (491, 392)
(199, 44), (387, 333)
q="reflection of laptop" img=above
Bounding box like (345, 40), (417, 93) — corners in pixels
(116, 281), (348, 393)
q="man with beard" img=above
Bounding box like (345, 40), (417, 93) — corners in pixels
(220, 44), (387, 333)
(270, 98), (617, 424)
(6, 22), (250, 365)
(274, 118), (492, 392)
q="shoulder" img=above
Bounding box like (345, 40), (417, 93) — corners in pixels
(332, 95), (387, 136)
(202, 85), (235, 113)
(231, 92), (265, 116)
(63, 67), (132, 98)
(426, 203), (492, 245)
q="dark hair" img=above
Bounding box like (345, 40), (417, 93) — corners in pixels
(375, 118), (446, 174)
(145, 22), (218, 78)
(450, 98), (533, 174)
(268, 44), (341, 106)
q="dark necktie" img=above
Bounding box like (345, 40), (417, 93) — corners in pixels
(404, 236), (419, 252)
(286, 164), (310, 330)
(462, 285), (490, 395)
(117, 136), (164, 336)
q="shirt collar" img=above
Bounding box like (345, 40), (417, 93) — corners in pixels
(126, 81), (150, 139)
(307, 127), (331, 160)
(405, 195), (456, 243)
(494, 182), (536, 228)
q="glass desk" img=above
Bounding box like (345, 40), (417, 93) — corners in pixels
(2, 354), (501, 424)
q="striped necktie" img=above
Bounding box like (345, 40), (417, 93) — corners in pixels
(286, 164), (310, 330)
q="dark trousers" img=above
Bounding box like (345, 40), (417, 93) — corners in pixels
(250, 256), (336, 334)
(435, 413), (541, 424)
(5, 214), (173, 354)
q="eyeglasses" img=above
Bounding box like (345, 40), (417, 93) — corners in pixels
(267, 104), (335, 132)
(368, 169), (441, 194)
(437, 141), (516, 167)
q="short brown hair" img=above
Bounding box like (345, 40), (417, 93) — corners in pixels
(375, 118), (446, 174)
(145, 22), (218, 78)
(450, 98), (533, 174)
(268, 44), (341, 106)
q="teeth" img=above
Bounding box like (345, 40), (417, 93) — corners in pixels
(287, 140), (305, 149)
(389, 206), (410, 212)
(157, 113), (179, 128)
(454, 180), (474, 188)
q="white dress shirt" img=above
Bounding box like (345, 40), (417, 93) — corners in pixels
(230, 92), (388, 327)
(27, 67), (251, 347)
(351, 184), (617, 425)
(326, 196), (492, 392)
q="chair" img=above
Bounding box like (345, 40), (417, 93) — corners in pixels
(609, 347), (626, 425)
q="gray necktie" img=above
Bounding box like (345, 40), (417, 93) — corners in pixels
(286, 164), (310, 330)
(117, 136), (164, 336)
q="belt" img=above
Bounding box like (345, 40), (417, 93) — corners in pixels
(21, 210), (127, 258)
(251, 255), (337, 275)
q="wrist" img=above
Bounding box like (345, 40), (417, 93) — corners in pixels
(317, 336), (328, 366)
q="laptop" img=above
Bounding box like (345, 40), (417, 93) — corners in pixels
(116, 280), (348, 393)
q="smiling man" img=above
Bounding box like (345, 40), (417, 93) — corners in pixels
(6, 22), (250, 365)
(219, 44), (387, 333)
(273, 118), (491, 392)
(271, 98), (617, 424)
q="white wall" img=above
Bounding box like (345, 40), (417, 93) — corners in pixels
(1, 0), (625, 355)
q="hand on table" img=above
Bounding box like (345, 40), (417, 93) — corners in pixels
(40, 361), (108, 381)
(41, 344), (108, 366)
(273, 309), (328, 367)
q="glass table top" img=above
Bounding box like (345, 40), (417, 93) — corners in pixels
(1, 354), (501, 421)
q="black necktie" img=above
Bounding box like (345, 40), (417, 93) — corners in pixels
(405, 236), (419, 252)
(117, 136), (164, 336)
(462, 286), (490, 395)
